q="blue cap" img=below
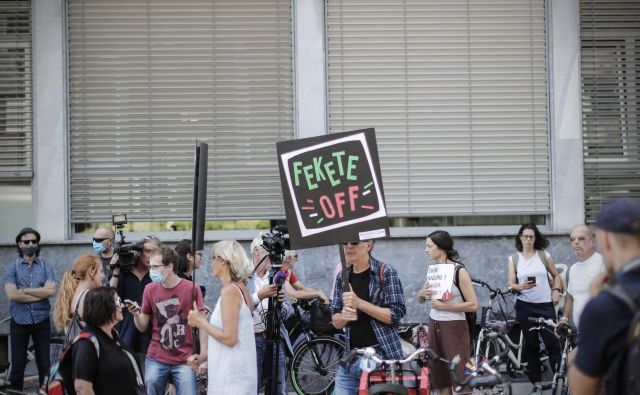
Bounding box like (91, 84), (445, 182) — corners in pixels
(595, 198), (640, 235)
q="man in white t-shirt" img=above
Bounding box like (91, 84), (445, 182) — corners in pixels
(561, 224), (605, 327)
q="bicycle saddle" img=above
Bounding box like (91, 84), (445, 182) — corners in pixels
(467, 374), (503, 388)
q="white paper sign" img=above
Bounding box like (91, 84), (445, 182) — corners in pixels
(426, 264), (455, 301)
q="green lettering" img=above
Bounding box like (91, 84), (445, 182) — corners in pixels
(313, 156), (327, 183)
(303, 164), (317, 190)
(346, 155), (358, 180)
(293, 161), (303, 186)
(332, 151), (346, 176)
(324, 161), (340, 187)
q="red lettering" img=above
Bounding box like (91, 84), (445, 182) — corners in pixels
(334, 192), (346, 218)
(319, 195), (336, 218)
(348, 185), (359, 211)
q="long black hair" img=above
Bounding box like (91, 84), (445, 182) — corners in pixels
(515, 223), (549, 252)
(427, 230), (462, 263)
(174, 239), (192, 278)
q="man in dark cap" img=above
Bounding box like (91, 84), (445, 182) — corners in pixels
(2, 227), (56, 391)
(569, 198), (640, 395)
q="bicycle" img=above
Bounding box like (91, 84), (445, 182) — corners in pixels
(528, 317), (577, 395)
(284, 299), (346, 395)
(448, 351), (513, 395)
(471, 279), (553, 382)
(0, 316), (65, 393)
(344, 346), (437, 395)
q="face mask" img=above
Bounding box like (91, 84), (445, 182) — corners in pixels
(93, 241), (105, 255)
(22, 246), (37, 257)
(150, 269), (166, 284)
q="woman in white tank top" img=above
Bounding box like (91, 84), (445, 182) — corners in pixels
(187, 240), (257, 394)
(507, 223), (563, 394)
(417, 230), (477, 395)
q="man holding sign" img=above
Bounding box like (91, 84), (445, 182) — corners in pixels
(330, 240), (406, 395)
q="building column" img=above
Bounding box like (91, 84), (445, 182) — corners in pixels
(295, 0), (327, 139)
(32, 0), (67, 240)
(549, 0), (585, 231)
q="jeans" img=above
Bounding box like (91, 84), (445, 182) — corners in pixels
(9, 318), (51, 390)
(145, 357), (196, 395)
(515, 300), (561, 383)
(255, 336), (287, 395)
(333, 358), (363, 395)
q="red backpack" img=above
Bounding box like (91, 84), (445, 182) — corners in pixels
(43, 332), (100, 395)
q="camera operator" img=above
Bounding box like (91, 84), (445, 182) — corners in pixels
(109, 234), (160, 365)
(91, 226), (116, 284)
(248, 234), (289, 395)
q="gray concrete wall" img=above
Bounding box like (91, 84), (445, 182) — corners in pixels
(0, 235), (577, 327)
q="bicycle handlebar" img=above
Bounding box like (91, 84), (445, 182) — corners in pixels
(471, 278), (514, 296)
(528, 316), (577, 337)
(344, 346), (443, 367)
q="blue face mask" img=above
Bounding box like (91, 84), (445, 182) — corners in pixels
(93, 241), (105, 255)
(150, 269), (166, 284)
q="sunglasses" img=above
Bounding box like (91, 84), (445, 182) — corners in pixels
(21, 239), (38, 245)
(93, 237), (109, 243)
(341, 241), (363, 246)
(115, 297), (124, 308)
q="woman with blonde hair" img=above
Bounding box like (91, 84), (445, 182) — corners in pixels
(187, 239), (256, 394)
(53, 254), (104, 343)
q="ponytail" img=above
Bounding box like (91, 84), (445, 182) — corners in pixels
(53, 270), (78, 331)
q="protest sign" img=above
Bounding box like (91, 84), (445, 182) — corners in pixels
(426, 264), (455, 301)
(277, 128), (389, 249)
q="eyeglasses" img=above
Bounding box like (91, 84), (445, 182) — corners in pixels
(520, 235), (535, 240)
(115, 298), (124, 308)
(149, 264), (166, 271)
(20, 239), (38, 245)
(569, 236), (589, 242)
(210, 256), (224, 262)
(93, 237), (109, 243)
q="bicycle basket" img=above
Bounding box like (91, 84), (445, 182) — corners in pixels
(309, 303), (333, 334)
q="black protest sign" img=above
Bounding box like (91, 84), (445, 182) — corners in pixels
(277, 128), (389, 249)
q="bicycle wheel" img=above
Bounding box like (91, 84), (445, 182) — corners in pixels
(290, 336), (345, 395)
(369, 382), (409, 395)
(476, 336), (501, 361)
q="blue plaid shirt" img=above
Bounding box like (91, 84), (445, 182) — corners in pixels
(331, 258), (406, 359)
(3, 257), (56, 325)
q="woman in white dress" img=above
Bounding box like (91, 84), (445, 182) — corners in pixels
(187, 240), (256, 394)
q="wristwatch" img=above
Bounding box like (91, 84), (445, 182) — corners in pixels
(552, 288), (562, 293)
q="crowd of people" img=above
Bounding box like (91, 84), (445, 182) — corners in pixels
(2, 197), (639, 395)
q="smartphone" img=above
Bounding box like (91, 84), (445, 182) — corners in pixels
(527, 276), (537, 284)
(124, 299), (140, 310)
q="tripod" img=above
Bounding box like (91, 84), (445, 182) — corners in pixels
(263, 251), (287, 395)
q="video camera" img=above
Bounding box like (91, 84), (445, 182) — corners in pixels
(261, 225), (290, 266)
(112, 213), (144, 272)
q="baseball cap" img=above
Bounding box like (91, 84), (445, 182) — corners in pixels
(595, 198), (640, 235)
(15, 227), (41, 244)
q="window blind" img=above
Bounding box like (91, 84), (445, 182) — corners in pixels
(326, 0), (550, 216)
(0, 0), (32, 178)
(68, 0), (293, 223)
(580, 0), (640, 221)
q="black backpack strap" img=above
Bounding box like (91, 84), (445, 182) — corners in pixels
(454, 264), (467, 302)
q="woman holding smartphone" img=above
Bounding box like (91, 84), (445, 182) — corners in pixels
(507, 223), (563, 394)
